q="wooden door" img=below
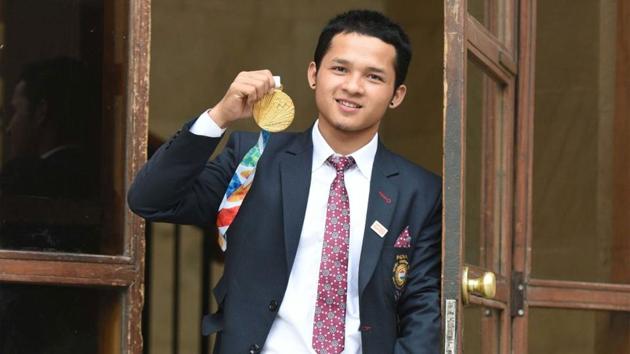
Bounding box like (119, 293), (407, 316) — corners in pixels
(512, 0), (630, 352)
(443, 0), (630, 353)
(443, 0), (517, 352)
(0, 0), (149, 352)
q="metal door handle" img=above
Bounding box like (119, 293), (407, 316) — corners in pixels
(462, 266), (496, 305)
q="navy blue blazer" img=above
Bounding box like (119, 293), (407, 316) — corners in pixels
(128, 119), (442, 354)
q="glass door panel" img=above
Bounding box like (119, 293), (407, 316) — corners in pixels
(0, 283), (122, 353)
(529, 308), (630, 354)
(531, 0), (628, 284)
(463, 306), (503, 354)
(0, 0), (129, 255)
(465, 58), (505, 274)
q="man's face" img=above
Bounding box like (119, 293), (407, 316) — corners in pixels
(6, 81), (39, 159)
(308, 32), (406, 140)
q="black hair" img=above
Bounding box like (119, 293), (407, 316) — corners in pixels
(19, 57), (97, 142)
(313, 10), (412, 88)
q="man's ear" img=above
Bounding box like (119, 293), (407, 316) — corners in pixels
(389, 84), (407, 109)
(307, 61), (317, 89)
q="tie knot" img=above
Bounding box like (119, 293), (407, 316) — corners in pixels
(327, 155), (355, 173)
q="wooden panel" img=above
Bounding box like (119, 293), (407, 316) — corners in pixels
(99, 288), (124, 354)
(0, 250), (132, 263)
(466, 15), (516, 83)
(125, 0), (151, 351)
(512, 0), (537, 353)
(443, 0), (466, 353)
(610, 1), (630, 352)
(528, 279), (630, 312)
(0, 258), (135, 286)
(612, 0), (630, 293)
(468, 297), (508, 311)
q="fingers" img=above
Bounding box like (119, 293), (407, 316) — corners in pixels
(210, 70), (277, 127)
(232, 70), (275, 104)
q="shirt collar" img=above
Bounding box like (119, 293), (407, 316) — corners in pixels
(311, 119), (378, 180)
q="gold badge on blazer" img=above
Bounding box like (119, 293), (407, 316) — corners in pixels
(392, 254), (409, 289)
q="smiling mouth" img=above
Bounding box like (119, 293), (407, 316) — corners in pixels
(335, 99), (362, 109)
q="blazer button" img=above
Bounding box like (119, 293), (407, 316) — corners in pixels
(268, 300), (279, 312)
(249, 343), (261, 353)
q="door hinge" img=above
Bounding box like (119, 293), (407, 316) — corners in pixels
(511, 272), (526, 317)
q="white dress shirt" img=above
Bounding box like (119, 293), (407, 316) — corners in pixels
(264, 121), (376, 354)
(191, 112), (377, 353)
(190, 110), (226, 137)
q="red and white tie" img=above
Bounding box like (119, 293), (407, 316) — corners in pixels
(312, 155), (355, 354)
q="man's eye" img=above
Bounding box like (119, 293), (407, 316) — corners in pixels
(332, 66), (347, 73)
(368, 74), (384, 82)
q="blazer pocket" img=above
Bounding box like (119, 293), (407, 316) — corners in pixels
(202, 277), (228, 336)
(393, 226), (412, 248)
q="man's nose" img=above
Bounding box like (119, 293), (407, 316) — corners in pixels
(341, 73), (364, 95)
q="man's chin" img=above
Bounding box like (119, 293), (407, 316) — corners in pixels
(331, 122), (360, 133)
(330, 121), (378, 136)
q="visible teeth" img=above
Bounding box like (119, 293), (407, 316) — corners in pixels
(337, 99), (360, 108)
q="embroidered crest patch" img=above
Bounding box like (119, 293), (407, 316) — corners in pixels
(392, 254), (409, 289)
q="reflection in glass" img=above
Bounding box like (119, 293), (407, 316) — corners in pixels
(0, 0), (127, 254)
(1, 58), (101, 253)
(0, 283), (121, 353)
(529, 308), (630, 354)
(532, 0), (628, 283)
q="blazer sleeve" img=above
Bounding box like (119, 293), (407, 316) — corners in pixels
(127, 119), (241, 227)
(394, 185), (442, 354)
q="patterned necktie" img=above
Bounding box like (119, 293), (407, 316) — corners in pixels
(312, 155), (355, 354)
(216, 130), (270, 251)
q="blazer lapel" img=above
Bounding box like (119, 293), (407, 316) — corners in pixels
(280, 130), (313, 273)
(359, 143), (399, 297)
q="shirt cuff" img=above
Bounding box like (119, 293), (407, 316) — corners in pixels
(189, 110), (226, 137)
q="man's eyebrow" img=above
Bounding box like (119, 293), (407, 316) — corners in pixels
(331, 58), (350, 65)
(367, 66), (386, 74)
(330, 58), (387, 74)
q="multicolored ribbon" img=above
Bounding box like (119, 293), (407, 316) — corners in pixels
(216, 130), (270, 251)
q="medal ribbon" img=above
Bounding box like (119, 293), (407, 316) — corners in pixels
(216, 130), (270, 251)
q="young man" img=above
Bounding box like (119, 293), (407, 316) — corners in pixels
(129, 10), (441, 354)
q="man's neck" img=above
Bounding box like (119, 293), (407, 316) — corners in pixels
(316, 120), (378, 156)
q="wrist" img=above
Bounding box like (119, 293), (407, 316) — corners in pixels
(208, 106), (229, 129)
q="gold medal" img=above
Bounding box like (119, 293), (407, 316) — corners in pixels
(253, 76), (295, 132)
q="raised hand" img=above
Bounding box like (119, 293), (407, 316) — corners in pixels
(209, 70), (276, 128)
